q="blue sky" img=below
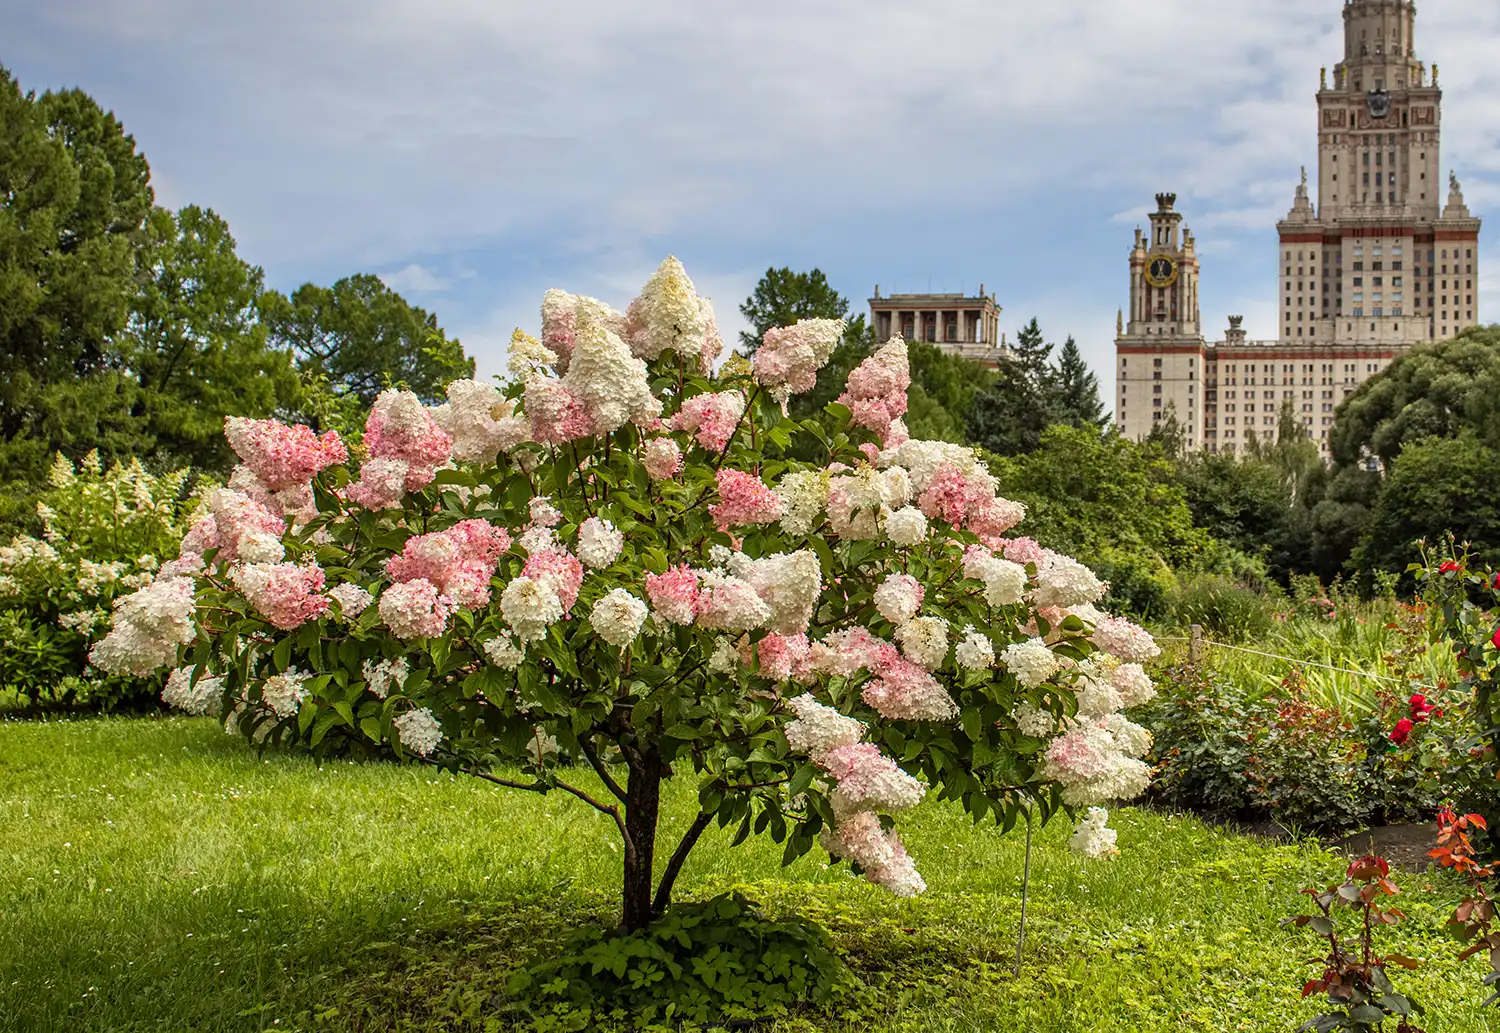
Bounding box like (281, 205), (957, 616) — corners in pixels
(7, 0), (1500, 405)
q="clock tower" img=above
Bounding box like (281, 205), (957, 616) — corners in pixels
(1114, 192), (1206, 449)
(1125, 193), (1202, 338)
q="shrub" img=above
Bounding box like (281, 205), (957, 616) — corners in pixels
(0, 453), (201, 709)
(1169, 574), (1277, 643)
(90, 257), (1165, 937)
(1414, 550), (1500, 832)
(508, 893), (857, 1030)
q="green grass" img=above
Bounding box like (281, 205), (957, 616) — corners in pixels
(1, 716), (1493, 1032)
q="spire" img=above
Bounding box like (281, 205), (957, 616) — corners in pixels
(1117, 309), (1124, 335)
(1335, 0), (1419, 93)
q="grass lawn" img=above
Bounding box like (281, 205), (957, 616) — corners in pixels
(0, 716), (1492, 1032)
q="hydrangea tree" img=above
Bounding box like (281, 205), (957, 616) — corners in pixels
(93, 258), (1161, 930)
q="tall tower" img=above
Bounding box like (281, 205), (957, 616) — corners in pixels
(1114, 193), (1206, 449)
(1278, 0), (1480, 347)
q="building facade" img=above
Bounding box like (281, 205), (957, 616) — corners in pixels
(868, 288), (1011, 367)
(1115, 0), (1481, 456)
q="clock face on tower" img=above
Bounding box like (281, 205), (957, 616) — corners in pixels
(1145, 256), (1179, 288)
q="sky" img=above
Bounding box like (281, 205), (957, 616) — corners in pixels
(7, 0), (1500, 406)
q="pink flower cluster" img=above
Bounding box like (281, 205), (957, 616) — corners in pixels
(752, 319), (845, 404)
(1091, 614), (1161, 662)
(709, 469), (785, 532)
(176, 489), (288, 570)
(642, 437), (684, 480)
(224, 417), (347, 492)
(645, 565), (701, 625)
(379, 579), (457, 640)
(231, 561), (331, 631)
(524, 376), (595, 446)
(917, 463), (1026, 539)
(758, 633), (814, 682)
(521, 548), (584, 615)
(386, 520), (512, 610)
(806, 626), (956, 722)
(837, 337), (910, 446)
(670, 391), (745, 452)
(999, 537), (1046, 567)
(781, 695), (927, 897)
(348, 390), (454, 509)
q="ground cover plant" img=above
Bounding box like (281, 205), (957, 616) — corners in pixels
(2, 715), (1498, 1033)
(88, 257), (1164, 949)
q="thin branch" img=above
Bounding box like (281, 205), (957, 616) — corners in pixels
(652, 810), (715, 914)
(578, 736), (629, 803)
(432, 757), (629, 844)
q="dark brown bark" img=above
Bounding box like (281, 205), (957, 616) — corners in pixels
(621, 751), (664, 931)
(652, 810), (714, 916)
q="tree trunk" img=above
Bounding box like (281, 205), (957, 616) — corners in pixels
(621, 751), (663, 931)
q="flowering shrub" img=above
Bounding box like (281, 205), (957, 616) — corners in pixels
(1428, 809), (1499, 1010)
(1415, 549), (1500, 829)
(91, 257), (1161, 929)
(0, 453), (200, 708)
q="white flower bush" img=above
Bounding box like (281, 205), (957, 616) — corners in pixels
(0, 453), (201, 706)
(91, 257), (1162, 928)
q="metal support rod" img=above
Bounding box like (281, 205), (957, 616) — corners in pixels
(1015, 812), (1034, 977)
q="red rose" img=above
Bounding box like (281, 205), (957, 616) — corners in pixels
(1409, 693), (1427, 707)
(1439, 561), (1462, 574)
(1390, 718), (1415, 745)
(1493, 625), (1500, 650)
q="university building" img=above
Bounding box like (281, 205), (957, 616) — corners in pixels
(1115, 0), (1481, 455)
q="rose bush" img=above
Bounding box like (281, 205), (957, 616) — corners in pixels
(92, 257), (1161, 929)
(1415, 549), (1500, 832)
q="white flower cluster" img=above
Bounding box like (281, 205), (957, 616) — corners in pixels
(884, 507), (928, 547)
(563, 303), (662, 433)
(577, 517), (624, 570)
(826, 466), (910, 540)
(1037, 714), (1153, 807)
(738, 550), (821, 636)
(966, 550), (1028, 607)
(775, 471), (830, 537)
(954, 627), (995, 672)
(162, 666), (224, 715)
(894, 616), (948, 671)
(483, 636), (524, 670)
(362, 657), (410, 699)
(501, 576), (566, 643)
(260, 668), (309, 718)
(782, 694), (865, 756)
(432, 378), (530, 462)
(1032, 552), (1106, 609)
(589, 589), (649, 648)
(1069, 807), (1119, 860)
(329, 583), (374, 619)
(88, 577), (197, 677)
(707, 637), (740, 675)
(1000, 637), (1061, 689)
(394, 707), (444, 757)
(873, 573), (923, 626)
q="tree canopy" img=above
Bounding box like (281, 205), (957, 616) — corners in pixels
(737, 267), (848, 354)
(262, 274), (473, 408)
(1330, 326), (1500, 469)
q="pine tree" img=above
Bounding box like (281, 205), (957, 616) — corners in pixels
(1053, 337), (1106, 429)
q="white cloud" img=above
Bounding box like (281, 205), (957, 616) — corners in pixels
(379, 263), (452, 294)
